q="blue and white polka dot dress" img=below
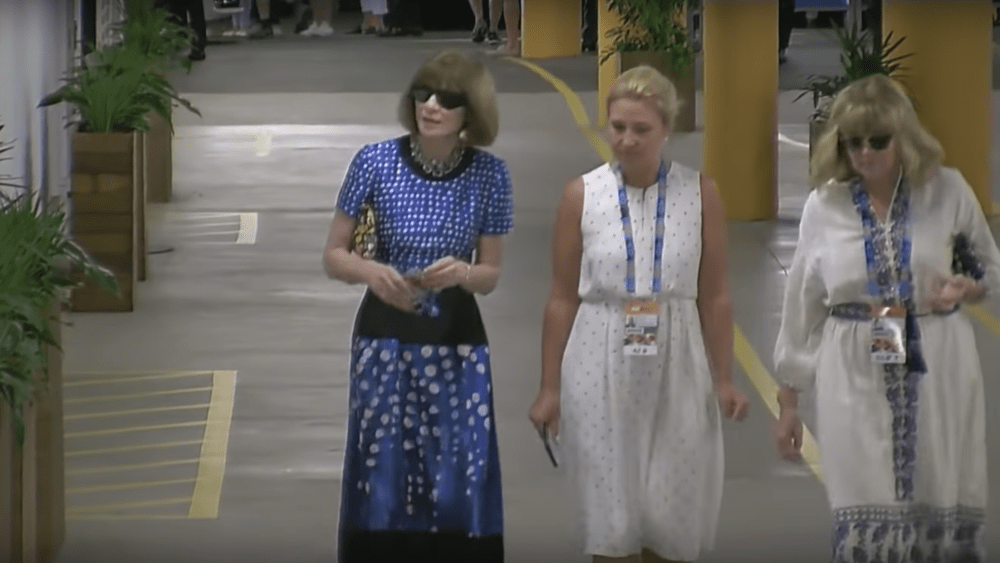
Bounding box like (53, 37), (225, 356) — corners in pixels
(335, 136), (513, 562)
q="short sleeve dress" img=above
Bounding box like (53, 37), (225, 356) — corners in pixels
(334, 135), (514, 563)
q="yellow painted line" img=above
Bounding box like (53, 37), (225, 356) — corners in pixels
(64, 386), (213, 405)
(506, 57), (615, 163)
(510, 58), (826, 480)
(66, 458), (201, 476)
(65, 403), (211, 421)
(65, 372), (214, 388)
(66, 439), (204, 458)
(734, 329), (823, 479)
(966, 304), (1000, 339)
(64, 420), (207, 439)
(66, 496), (192, 513)
(66, 370), (212, 379)
(189, 371), (237, 518)
(67, 514), (190, 521)
(67, 478), (196, 495)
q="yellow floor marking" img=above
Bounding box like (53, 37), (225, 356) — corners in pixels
(66, 458), (201, 476)
(66, 370), (213, 379)
(66, 496), (192, 513)
(510, 58), (826, 480)
(64, 372), (213, 388)
(66, 440), (204, 458)
(67, 514), (190, 521)
(506, 58), (614, 163)
(188, 371), (237, 518)
(64, 386), (213, 405)
(65, 403), (211, 421)
(734, 330), (823, 480)
(965, 304), (1000, 339)
(67, 478), (197, 495)
(64, 420), (207, 439)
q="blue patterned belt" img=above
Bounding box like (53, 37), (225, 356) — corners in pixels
(829, 302), (960, 320)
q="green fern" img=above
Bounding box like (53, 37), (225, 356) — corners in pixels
(796, 24), (914, 119)
(0, 182), (118, 446)
(114, 0), (195, 74)
(600, 0), (700, 78)
(38, 44), (200, 133)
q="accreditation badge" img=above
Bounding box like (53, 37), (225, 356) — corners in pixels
(871, 305), (907, 364)
(623, 300), (660, 356)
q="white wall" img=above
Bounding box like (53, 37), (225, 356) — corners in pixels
(0, 0), (76, 205)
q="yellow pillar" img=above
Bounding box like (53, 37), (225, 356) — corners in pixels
(882, 1), (993, 212)
(597, 2), (623, 126)
(522, 0), (581, 60)
(702, 0), (779, 220)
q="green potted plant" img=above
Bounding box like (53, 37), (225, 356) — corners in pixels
(38, 44), (199, 310)
(0, 123), (117, 563)
(116, 0), (196, 75)
(114, 0), (198, 203)
(600, 0), (699, 132)
(797, 23), (913, 155)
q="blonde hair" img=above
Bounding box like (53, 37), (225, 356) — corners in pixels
(398, 49), (499, 147)
(606, 65), (681, 130)
(809, 74), (944, 188)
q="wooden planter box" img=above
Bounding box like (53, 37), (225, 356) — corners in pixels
(144, 110), (172, 204)
(69, 131), (146, 311)
(0, 303), (66, 563)
(618, 50), (697, 133)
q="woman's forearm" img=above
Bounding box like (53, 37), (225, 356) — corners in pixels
(778, 385), (800, 411)
(324, 248), (376, 285)
(540, 297), (580, 394)
(459, 262), (500, 295)
(698, 295), (734, 386)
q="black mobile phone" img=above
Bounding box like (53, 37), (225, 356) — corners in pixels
(538, 423), (559, 468)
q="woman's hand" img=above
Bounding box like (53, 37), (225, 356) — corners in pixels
(416, 256), (470, 291)
(529, 388), (560, 439)
(929, 275), (979, 312)
(775, 408), (804, 463)
(364, 262), (418, 313)
(714, 381), (749, 422)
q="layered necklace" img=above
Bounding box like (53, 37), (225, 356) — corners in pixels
(409, 136), (466, 178)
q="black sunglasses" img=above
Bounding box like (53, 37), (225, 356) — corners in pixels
(411, 86), (468, 110)
(844, 134), (893, 152)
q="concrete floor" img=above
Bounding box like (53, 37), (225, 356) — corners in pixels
(56, 21), (1000, 563)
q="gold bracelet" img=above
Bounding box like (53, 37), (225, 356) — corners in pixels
(465, 263), (472, 281)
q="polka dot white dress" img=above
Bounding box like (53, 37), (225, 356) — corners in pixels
(561, 162), (724, 560)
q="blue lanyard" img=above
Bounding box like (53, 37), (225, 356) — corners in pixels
(613, 161), (668, 294)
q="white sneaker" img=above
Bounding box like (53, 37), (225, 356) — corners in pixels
(313, 22), (334, 37)
(299, 21), (320, 36)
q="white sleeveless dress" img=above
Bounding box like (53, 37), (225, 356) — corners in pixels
(560, 162), (724, 560)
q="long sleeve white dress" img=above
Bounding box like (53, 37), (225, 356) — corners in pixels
(774, 166), (1000, 562)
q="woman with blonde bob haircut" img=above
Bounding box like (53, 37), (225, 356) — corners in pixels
(774, 73), (1000, 562)
(325, 48), (514, 562)
(531, 64), (749, 563)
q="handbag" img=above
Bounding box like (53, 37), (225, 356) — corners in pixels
(351, 203), (377, 259)
(952, 232), (984, 279)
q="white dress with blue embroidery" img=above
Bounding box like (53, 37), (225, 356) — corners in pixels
(774, 167), (1000, 563)
(333, 136), (513, 562)
(560, 162), (724, 560)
